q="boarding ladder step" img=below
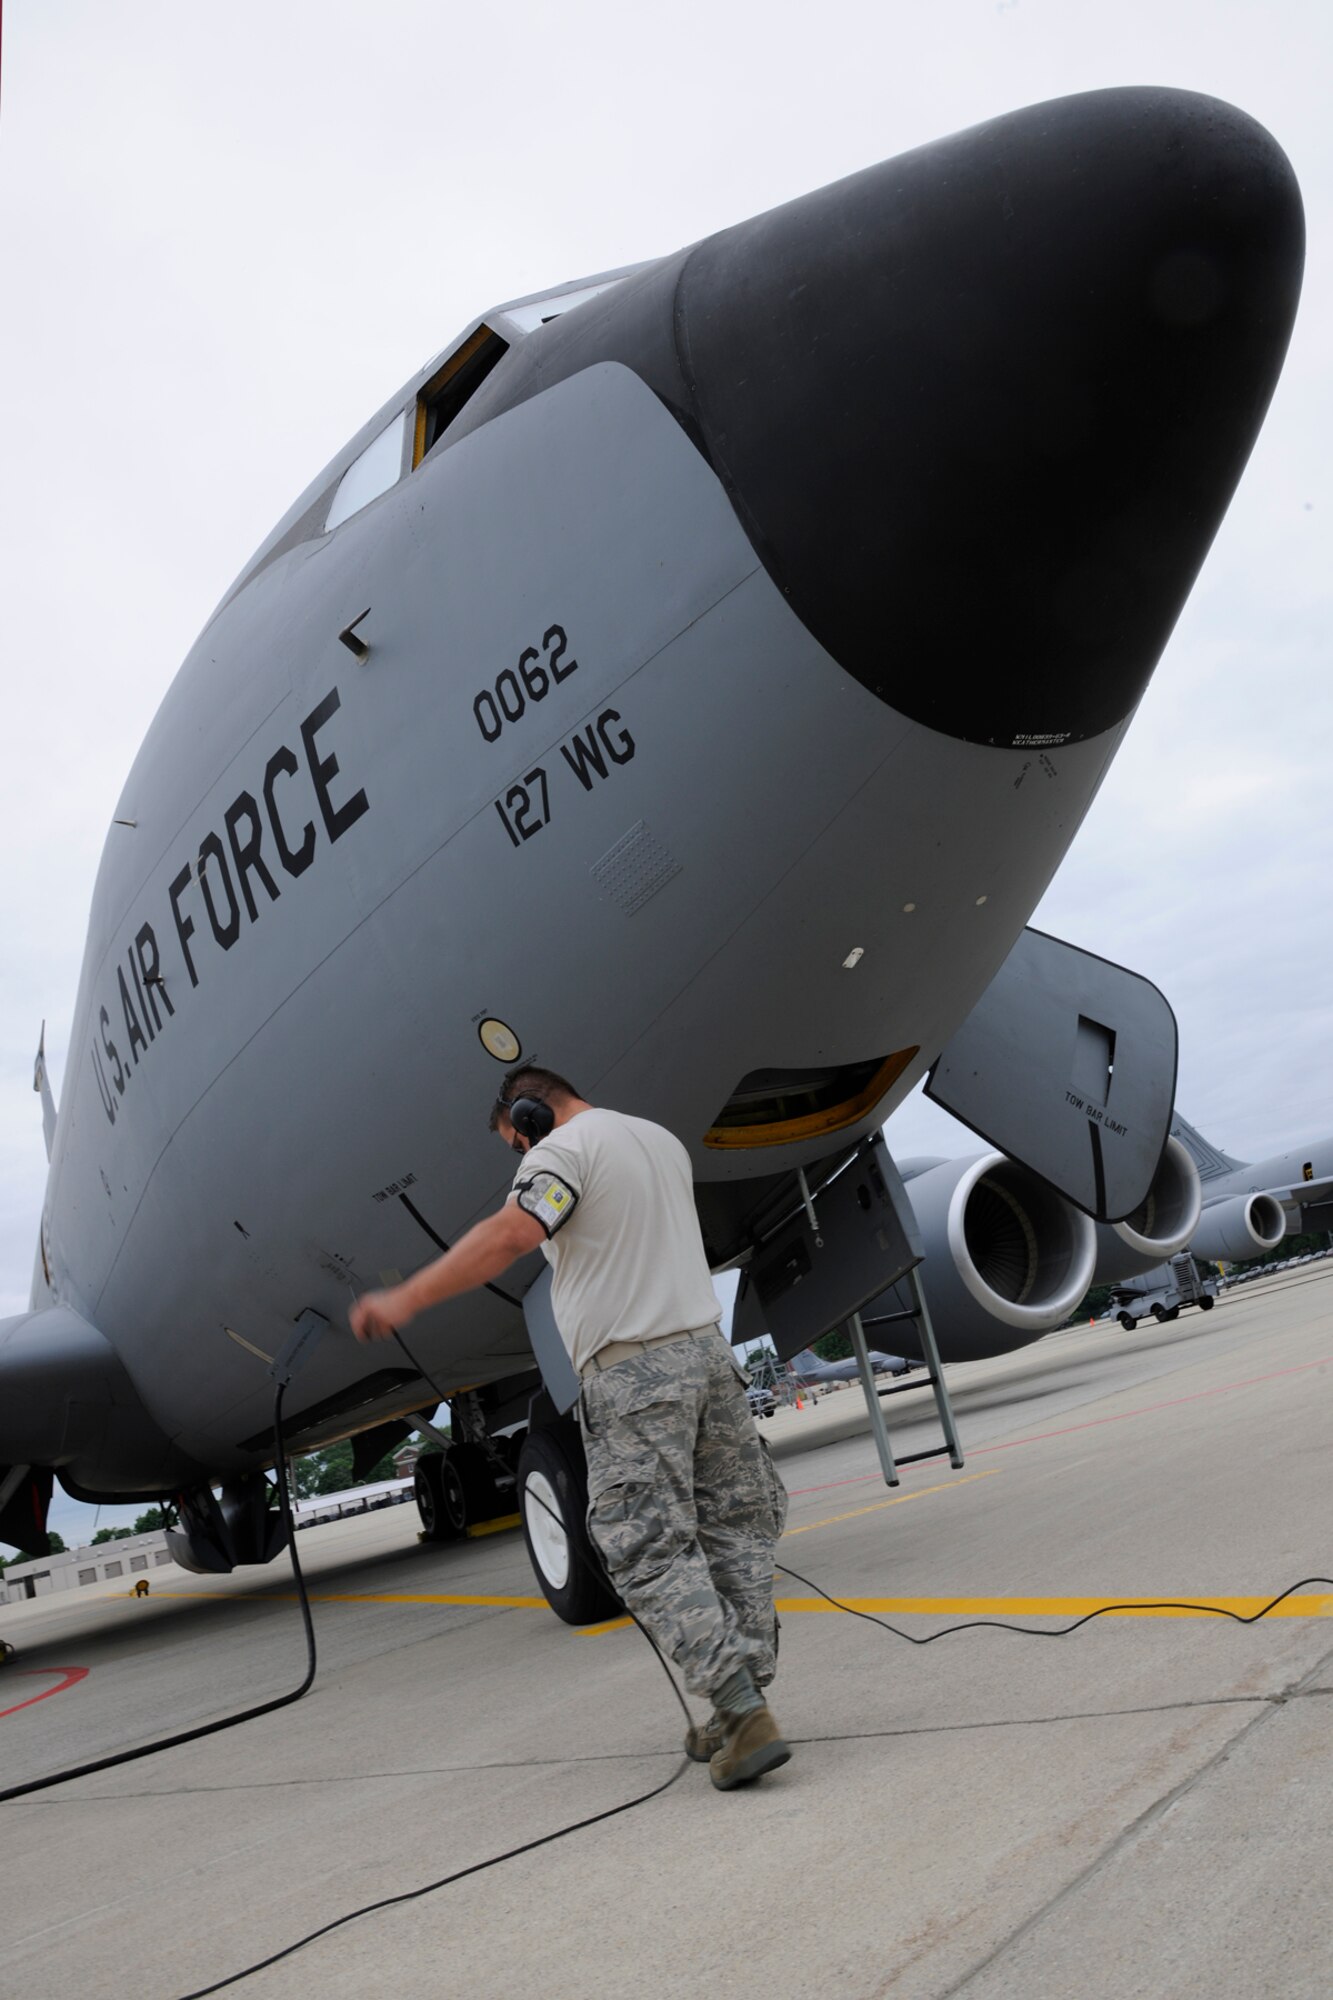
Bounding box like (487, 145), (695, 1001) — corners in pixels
(844, 1266), (963, 1486)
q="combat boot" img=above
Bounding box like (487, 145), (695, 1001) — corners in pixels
(684, 1712), (728, 1762)
(708, 1704), (791, 1790)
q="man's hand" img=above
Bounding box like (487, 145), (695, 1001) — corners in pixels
(350, 1289), (405, 1343)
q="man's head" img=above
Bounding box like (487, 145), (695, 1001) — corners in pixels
(489, 1065), (585, 1154)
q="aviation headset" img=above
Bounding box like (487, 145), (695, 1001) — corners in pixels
(497, 1092), (556, 1145)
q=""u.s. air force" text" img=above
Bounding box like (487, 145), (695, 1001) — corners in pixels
(91, 686), (368, 1126)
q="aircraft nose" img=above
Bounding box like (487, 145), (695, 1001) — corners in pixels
(676, 88), (1304, 748)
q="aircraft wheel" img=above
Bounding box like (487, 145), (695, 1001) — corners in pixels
(414, 1453), (465, 1542)
(517, 1426), (620, 1627)
(449, 1441), (512, 1525)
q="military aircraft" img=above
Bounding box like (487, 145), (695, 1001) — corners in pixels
(0, 86), (1304, 1623)
(848, 1106), (1330, 1367)
(789, 1345), (910, 1386)
(1171, 1113), (1333, 1262)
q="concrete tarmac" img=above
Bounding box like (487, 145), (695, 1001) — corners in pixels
(3, 1263), (1331, 2000)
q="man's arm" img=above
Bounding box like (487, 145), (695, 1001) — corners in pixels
(350, 1202), (546, 1342)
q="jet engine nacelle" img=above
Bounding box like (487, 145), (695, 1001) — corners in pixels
(1091, 1136), (1203, 1283)
(882, 1154), (1097, 1365)
(1191, 1192), (1287, 1264)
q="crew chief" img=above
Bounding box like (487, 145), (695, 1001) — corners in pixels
(349, 1064), (790, 1791)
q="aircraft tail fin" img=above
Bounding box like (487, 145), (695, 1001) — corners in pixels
(33, 1022), (57, 1162)
(1170, 1113), (1247, 1182)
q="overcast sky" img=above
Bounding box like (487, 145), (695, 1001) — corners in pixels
(1, 3), (1329, 1537)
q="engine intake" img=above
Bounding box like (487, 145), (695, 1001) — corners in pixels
(1191, 1191), (1286, 1265)
(1092, 1136), (1203, 1283)
(871, 1153), (1097, 1365)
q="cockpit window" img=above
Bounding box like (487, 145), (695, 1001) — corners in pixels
(499, 278), (625, 333)
(413, 326), (509, 467)
(324, 414), (409, 533)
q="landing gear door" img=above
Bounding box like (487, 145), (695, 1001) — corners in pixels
(732, 1138), (923, 1360)
(522, 1266), (582, 1416)
(925, 927), (1178, 1223)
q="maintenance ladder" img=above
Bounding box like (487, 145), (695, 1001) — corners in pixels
(842, 1262), (963, 1486)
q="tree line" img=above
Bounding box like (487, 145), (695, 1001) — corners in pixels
(2, 1433), (440, 1567)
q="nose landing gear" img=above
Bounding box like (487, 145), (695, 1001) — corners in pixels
(515, 1423), (620, 1627)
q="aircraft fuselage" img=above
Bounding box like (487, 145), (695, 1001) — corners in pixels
(21, 85), (1303, 1497)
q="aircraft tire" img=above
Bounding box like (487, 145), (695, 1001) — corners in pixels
(449, 1441), (512, 1526)
(517, 1425), (621, 1627)
(414, 1453), (465, 1542)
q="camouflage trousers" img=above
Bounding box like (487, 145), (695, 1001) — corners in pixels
(581, 1328), (788, 1701)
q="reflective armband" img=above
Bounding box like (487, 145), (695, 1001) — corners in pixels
(515, 1171), (579, 1238)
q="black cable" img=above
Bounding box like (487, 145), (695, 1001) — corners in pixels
(391, 1325), (693, 1728)
(3, 1311), (693, 1998)
(775, 1557), (1333, 1645)
(30, 1306), (1318, 1992)
(168, 1332), (692, 1997)
(169, 1336), (1333, 1993)
(172, 1754), (689, 2000)
(0, 1381), (316, 1805)
(397, 1192), (522, 1308)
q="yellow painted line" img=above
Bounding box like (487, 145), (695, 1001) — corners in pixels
(769, 1595), (1333, 1619)
(149, 1588), (1333, 1623)
(466, 1512), (521, 1539)
(155, 1590), (547, 1608)
(577, 1474), (1000, 1635)
(318, 1591), (546, 1607)
(784, 1468), (999, 1536)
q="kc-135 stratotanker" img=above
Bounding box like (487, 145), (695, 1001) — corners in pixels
(1, 88), (1303, 1611)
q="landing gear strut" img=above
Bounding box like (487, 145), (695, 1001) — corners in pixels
(165, 1474), (286, 1574)
(412, 1391), (517, 1542)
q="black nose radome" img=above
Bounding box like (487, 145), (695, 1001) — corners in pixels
(675, 87), (1303, 747)
(447, 89), (1302, 751)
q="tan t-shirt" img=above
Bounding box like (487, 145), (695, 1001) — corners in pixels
(507, 1107), (722, 1372)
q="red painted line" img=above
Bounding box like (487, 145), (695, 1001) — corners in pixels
(786, 1353), (1333, 1498)
(0, 1667), (89, 1721)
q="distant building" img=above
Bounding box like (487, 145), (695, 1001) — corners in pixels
(2, 1482), (419, 1607)
(1, 1530), (174, 1606)
(293, 1476), (414, 1527)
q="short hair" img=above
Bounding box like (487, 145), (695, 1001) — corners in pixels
(487, 1064), (582, 1132)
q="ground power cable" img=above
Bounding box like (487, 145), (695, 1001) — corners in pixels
(391, 1324), (694, 1733)
(178, 1325), (1333, 1996)
(172, 1754), (689, 2000)
(169, 1328), (693, 2000)
(5, 1315), (1327, 1991)
(773, 1557), (1333, 1644)
(0, 1321), (692, 1996)
(0, 1379), (316, 1806)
